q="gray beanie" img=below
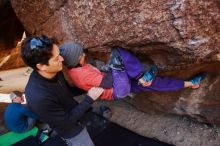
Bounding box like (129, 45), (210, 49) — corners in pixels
(59, 42), (84, 68)
(10, 91), (23, 100)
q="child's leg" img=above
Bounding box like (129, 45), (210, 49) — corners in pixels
(112, 69), (131, 100)
(26, 117), (36, 131)
(130, 76), (184, 92)
(118, 48), (143, 79)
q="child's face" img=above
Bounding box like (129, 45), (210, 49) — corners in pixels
(79, 53), (86, 66)
(12, 96), (24, 103)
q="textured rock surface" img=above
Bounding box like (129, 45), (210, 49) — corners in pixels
(10, 0), (220, 62)
(0, 0), (25, 70)
(9, 0), (220, 125)
(0, 44), (26, 71)
(132, 62), (220, 125)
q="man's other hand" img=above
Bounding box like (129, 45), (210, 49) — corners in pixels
(87, 87), (104, 100)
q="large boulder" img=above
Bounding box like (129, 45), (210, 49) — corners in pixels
(10, 0), (220, 60)
(10, 0), (220, 125)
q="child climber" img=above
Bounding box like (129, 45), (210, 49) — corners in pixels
(4, 91), (38, 133)
(59, 42), (207, 100)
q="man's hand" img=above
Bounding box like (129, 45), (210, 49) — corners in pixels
(87, 87), (104, 100)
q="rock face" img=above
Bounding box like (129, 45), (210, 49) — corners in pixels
(0, 0), (25, 70)
(132, 63), (220, 124)
(10, 0), (220, 125)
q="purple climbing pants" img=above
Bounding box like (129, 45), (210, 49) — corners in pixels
(112, 48), (184, 100)
(112, 69), (131, 99)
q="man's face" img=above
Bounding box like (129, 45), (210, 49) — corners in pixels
(44, 44), (64, 74)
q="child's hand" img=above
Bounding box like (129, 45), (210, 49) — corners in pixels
(87, 87), (104, 100)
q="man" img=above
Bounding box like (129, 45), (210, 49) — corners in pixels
(20, 35), (104, 146)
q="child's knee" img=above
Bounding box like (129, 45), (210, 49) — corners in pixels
(113, 86), (130, 100)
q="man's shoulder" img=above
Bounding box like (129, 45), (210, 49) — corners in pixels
(25, 80), (51, 103)
(25, 71), (66, 102)
(25, 80), (44, 97)
(25, 74), (42, 91)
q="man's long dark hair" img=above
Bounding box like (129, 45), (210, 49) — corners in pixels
(20, 35), (58, 70)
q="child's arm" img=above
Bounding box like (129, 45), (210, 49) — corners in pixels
(21, 105), (38, 119)
(68, 64), (113, 90)
(99, 72), (113, 88)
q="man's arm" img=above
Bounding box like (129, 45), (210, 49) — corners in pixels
(99, 72), (113, 88)
(63, 95), (94, 123)
(33, 87), (103, 126)
(69, 86), (86, 96)
(64, 87), (103, 124)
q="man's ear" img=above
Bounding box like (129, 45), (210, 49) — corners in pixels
(36, 63), (47, 71)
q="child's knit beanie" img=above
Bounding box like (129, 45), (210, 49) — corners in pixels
(59, 42), (83, 68)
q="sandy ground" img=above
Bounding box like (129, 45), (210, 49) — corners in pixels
(0, 68), (220, 146)
(0, 67), (29, 93)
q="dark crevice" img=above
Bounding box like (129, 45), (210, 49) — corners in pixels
(0, 0), (24, 50)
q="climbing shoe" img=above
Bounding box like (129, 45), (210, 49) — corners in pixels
(100, 47), (125, 72)
(143, 65), (158, 81)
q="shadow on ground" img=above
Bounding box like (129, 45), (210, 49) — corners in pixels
(84, 111), (173, 146)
